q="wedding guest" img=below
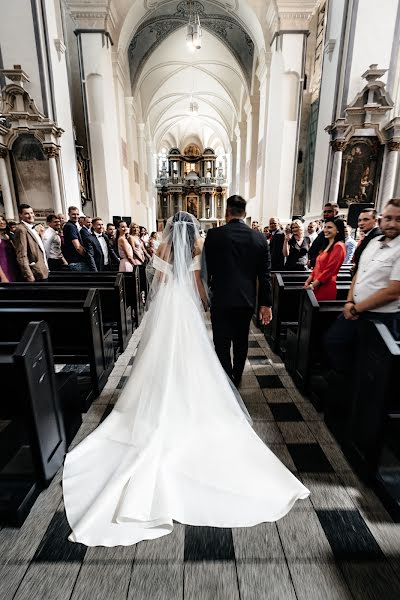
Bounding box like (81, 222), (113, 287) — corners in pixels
(85, 218), (119, 271)
(307, 221), (319, 243)
(304, 218), (346, 300)
(117, 221), (136, 272)
(343, 222), (357, 263)
(268, 217), (285, 270)
(57, 213), (66, 247)
(43, 214), (68, 271)
(79, 216), (92, 243)
(63, 206), (88, 271)
(309, 203), (340, 267)
(129, 224), (146, 265)
(283, 219), (310, 271)
(14, 204), (49, 281)
(0, 215), (20, 282)
(7, 220), (18, 241)
(148, 231), (160, 255)
(105, 223), (117, 250)
(0, 264), (8, 283)
(352, 208), (381, 273)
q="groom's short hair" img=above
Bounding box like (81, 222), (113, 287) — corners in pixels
(226, 195), (246, 217)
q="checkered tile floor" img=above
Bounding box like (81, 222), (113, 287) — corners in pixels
(1, 325), (400, 600)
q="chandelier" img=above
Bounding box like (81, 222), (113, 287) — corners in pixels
(186, 0), (202, 50)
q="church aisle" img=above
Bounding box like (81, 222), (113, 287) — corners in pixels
(1, 325), (400, 600)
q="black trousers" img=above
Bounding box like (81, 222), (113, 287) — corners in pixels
(210, 307), (253, 384)
(48, 258), (66, 271)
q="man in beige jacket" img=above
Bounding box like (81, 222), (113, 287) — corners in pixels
(14, 204), (49, 281)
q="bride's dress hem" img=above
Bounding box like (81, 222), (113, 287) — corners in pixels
(66, 489), (310, 547)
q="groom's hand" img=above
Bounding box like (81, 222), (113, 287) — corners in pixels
(259, 306), (272, 325)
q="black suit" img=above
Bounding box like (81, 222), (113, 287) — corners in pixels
(204, 219), (272, 385)
(269, 229), (285, 270)
(352, 226), (381, 271)
(85, 233), (120, 272)
(308, 229), (326, 268)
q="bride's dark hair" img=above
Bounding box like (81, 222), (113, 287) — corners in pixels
(171, 211), (197, 254)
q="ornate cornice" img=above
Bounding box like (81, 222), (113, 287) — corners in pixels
(330, 140), (347, 152)
(44, 146), (60, 158)
(388, 141), (400, 152)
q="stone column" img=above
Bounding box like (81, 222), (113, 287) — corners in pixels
(381, 142), (400, 203)
(45, 146), (63, 215)
(178, 192), (183, 211)
(0, 147), (15, 219)
(329, 141), (345, 204)
(237, 122), (247, 196)
(200, 192), (206, 218)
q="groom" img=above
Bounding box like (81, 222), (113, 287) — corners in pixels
(204, 195), (272, 387)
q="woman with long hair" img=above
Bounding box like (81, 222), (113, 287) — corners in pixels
(283, 219), (310, 271)
(128, 223), (146, 265)
(117, 221), (136, 272)
(304, 218), (346, 300)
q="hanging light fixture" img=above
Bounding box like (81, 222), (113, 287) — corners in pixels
(186, 0), (202, 50)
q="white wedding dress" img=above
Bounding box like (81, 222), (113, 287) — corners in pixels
(63, 213), (309, 547)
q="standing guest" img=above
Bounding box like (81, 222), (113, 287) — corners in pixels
(0, 215), (20, 282)
(34, 223), (45, 238)
(117, 221), (136, 272)
(63, 206), (88, 271)
(326, 198), (400, 373)
(309, 203), (340, 267)
(43, 214), (68, 271)
(139, 226), (150, 246)
(263, 226), (271, 242)
(79, 216), (92, 243)
(0, 264), (8, 283)
(204, 195), (272, 387)
(283, 220), (310, 271)
(304, 219), (346, 300)
(105, 223), (117, 250)
(77, 216), (85, 231)
(343, 222), (357, 264)
(57, 213), (66, 248)
(251, 220), (259, 230)
(14, 204), (49, 281)
(7, 220), (18, 241)
(352, 208), (381, 273)
(129, 224), (146, 265)
(307, 221), (319, 243)
(85, 218), (119, 271)
(148, 231), (160, 256)
(268, 217), (285, 270)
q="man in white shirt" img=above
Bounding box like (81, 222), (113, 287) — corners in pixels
(326, 198), (400, 372)
(307, 221), (319, 244)
(43, 214), (68, 271)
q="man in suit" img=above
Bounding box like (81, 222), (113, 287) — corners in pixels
(352, 208), (381, 273)
(204, 195), (272, 387)
(309, 202), (340, 267)
(14, 204), (49, 281)
(85, 218), (120, 272)
(79, 216), (92, 243)
(268, 217), (285, 270)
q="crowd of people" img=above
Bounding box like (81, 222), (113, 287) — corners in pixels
(0, 204), (161, 283)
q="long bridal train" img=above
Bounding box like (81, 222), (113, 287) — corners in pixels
(63, 217), (309, 547)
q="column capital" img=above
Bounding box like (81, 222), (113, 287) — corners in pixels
(45, 146), (60, 159)
(0, 146), (8, 159)
(68, 1), (117, 39)
(388, 141), (400, 152)
(330, 140), (346, 152)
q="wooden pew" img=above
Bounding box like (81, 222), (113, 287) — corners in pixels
(0, 321), (66, 525)
(292, 289), (346, 393)
(0, 289), (114, 407)
(266, 273), (350, 356)
(1, 275), (131, 355)
(325, 320), (400, 519)
(49, 269), (143, 327)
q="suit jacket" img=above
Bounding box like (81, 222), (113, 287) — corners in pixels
(353, 226), (381, 269)
(79, 226), (91, 243)
(204, 219), (272, 309)
(269, 229), (285, 271)
(14, 223), (49, 280)
(84, 232), (120, 272)
(308, 229), (326, 268)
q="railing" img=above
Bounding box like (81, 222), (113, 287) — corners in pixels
(155, 176), (227, 187)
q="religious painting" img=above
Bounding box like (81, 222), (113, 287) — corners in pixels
(185, 194), (198, 218)
(11, 134), (53, 211)
(337, 137), (381, 208)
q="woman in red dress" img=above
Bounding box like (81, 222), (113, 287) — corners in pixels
(304, 218), (345, 301)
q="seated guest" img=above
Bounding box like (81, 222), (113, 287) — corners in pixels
(63, 206), (88, 271)
(85, 218), (120, 271)
(43, 214), (68, 271)
(283, 219), (310, 271)
(268, 217), (285, 270)
(14, 204), (49, 281)
(117, 221), (136, 272)
(304, 218), (346, 300)
(0, 215), (20, 282)
(343, 222), (357, 263)
(326, 198), (400, 374)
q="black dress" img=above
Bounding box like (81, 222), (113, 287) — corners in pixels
(284, 236), (310, 271)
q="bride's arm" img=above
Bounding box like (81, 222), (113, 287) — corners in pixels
(194, 269), (208, 310)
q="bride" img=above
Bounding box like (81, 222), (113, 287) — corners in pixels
(63, 211), (309, 547)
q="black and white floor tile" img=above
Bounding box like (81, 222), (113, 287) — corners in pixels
(1, 326), (400, 600)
